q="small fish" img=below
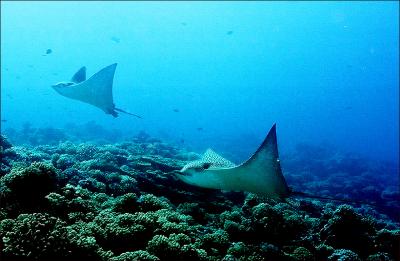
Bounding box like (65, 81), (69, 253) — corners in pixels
(226, 30), (233, 35)
(197, 127), (203, 131)
(42, 49), (52, 56)
(111, 36), (120, 43)
(1, 119), (7, 122)
(6, 94), (13, 99)
(181, 22), (187, 26)
(173, 108), (180, 113)
(344, 106), (353, 110)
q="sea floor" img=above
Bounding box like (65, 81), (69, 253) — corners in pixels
(0, 130), (399, 261)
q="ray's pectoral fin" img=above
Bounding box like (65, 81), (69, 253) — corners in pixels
(236, 124), (290, 198)
(52, 63), (142, 119)
(82, 63), (117, 114)
(55, 63), (117, 115)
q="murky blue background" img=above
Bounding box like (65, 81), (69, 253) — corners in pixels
(1, 2), (398, 164)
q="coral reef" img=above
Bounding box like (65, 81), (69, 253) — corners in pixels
(0, 162), (64, 216)
(283, 143), (400, 221)
(0, 133), (399, 260)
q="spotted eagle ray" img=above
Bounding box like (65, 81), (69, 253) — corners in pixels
(176, 124), (290, 198)
(176, 124), (385, 207)
(52, 63), (142, 118)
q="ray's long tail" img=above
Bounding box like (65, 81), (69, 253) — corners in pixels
(290, 190), (379, 207)
(115, 108), (143, 119)
(290, 190), (400, 219)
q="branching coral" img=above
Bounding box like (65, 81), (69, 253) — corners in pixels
(320, 205), (376, 258)
(0, 213), (96, 261)
(0, 162), (63, 216)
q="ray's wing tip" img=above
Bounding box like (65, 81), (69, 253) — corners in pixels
(110, 63), (118, 72)
(103, 63), (118, 71)
(268, 123), (277, 137)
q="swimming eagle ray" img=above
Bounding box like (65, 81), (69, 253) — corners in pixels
(176, 124), (290, 199)
(52, 63), (142, 118)
(176, 124), (386, 207)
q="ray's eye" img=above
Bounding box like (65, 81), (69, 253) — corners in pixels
(191, 162), (212, 172)
(193, 166), (203, 172)
(202, 163), (211, 169)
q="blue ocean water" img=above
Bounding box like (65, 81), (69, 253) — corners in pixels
(1, 2), (399, 174)
(1, 3), (400, 260)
